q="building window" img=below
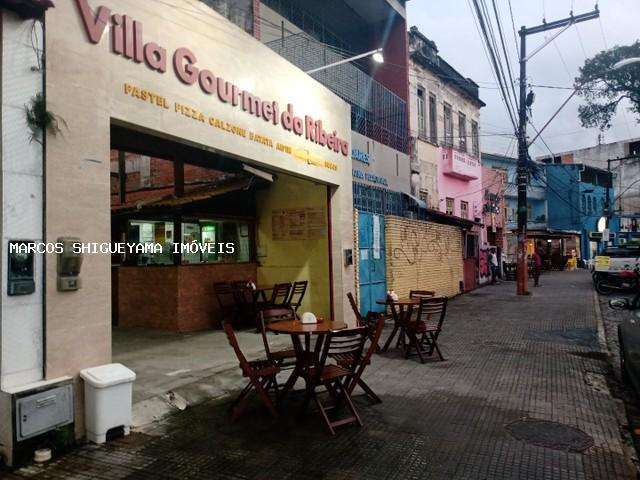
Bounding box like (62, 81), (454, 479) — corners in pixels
(419, 189), (429, 205)
(471, 120), (479, 157)
(458, 112), (467, 152)
(127, 220), (175, 265)
(444, 103), (453, 147)
(587, 196), (593, 214)
(417, 87), (426, 137)
(182, 219), (251, 264)
(446, 197), (454, 215)
(429, 93), (437, 144)
(582, 195), (586, 213)
(460, 200), (469, 219)
(200, 0), (254, 34)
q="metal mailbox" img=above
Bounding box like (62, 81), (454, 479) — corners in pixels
(16, 384), (73, 441)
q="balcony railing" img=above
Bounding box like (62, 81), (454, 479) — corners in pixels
(266, 33), (409, 153)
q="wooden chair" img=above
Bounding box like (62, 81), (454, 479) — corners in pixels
(409, 290), (435, 298)
(301, 326), (368, 435)
(259, 308), (298, 369)
(347, 292), (382, 351)
(342, 316), (385, 404)
(404, 297), (448, 363)
(268, 283), (292, 308)
(223, 321), (280, 422)
(214, 282), (240, 326)
(287, 281), (308, 313)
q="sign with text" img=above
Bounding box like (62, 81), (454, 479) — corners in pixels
(441, 147), (480, 181)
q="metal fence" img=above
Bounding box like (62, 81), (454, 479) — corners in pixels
(266, 33), (408, 154)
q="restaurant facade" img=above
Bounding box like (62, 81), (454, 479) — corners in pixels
(1, 0), (358, 463)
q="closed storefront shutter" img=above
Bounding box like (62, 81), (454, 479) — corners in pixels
(385, 216), (464, 298)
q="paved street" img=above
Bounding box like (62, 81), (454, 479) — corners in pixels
(6, 271), (636, 480)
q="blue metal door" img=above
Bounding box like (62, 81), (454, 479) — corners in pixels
(358, 212), (386, 315)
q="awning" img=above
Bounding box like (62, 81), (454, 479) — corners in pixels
(112, 177), (256, 214)
(0, 0), (54, 18)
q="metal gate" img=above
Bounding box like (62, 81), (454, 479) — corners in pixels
(358, 212), (386, 315)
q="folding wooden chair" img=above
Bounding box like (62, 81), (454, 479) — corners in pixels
(223, 321), (280, 422)
(268, 282), (292, 308)
(287, 281), (308, 313)
(214, 282), (240, 326)
(347, 292), (382, 351)
(404, 296), (448, 363)
(344, 316), (385, 404)
(409, 290), (435, 298)
(259, 308), (298, 369)
(301, 326), (368, 435)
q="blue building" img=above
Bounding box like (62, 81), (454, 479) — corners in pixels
(482, 153), (584, 265)
(545, 164), (618, 260)
(481, 153), (547, 231)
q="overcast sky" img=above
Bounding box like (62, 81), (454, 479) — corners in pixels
(407, 0), (640, 158)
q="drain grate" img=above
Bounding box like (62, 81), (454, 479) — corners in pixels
(506, 419), (594, 452)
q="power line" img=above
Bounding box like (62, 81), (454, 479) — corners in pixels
(469, 0), (518, 130)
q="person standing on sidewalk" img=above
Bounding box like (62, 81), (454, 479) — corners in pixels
(489, 248), (500, 284)
(532, 249), (543, 287)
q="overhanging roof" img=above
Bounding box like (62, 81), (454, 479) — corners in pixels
(112, 177), (257, 214)
(0, 0), (54, 18)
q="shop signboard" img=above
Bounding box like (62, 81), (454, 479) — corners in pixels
(63, 0), (352, 187)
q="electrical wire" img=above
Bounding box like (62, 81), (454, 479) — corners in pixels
(468, 0), (518, 131)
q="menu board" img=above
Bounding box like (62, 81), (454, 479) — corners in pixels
(272, 208), (327, 241)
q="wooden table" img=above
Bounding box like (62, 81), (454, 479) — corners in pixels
(376, 297), (421, 352)
(267, 319), (349, 403)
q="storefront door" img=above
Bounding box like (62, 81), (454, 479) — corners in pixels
(358, 212), (386, 315)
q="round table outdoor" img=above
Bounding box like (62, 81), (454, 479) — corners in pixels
(376, 297), (421, 352)
(266, 319), (349, 401)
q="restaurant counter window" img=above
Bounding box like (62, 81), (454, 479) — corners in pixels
(127, 220), (174, 265)
(182, 219), (251, 264)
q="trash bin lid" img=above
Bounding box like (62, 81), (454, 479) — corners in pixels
(80, 363), (136, 388)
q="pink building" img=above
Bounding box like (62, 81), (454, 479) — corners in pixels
(438, 147), (484, 222)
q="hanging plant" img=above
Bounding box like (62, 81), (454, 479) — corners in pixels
(24, 92), (65, 144)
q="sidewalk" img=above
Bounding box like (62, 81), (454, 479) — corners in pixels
(6, 271), (635, 479)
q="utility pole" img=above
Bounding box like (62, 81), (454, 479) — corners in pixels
(515, 8), (599, 295)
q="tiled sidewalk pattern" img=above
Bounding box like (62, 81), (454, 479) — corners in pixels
(6, 271), (635, 479)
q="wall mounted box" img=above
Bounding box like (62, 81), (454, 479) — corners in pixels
(57, 237), (83, 291)
(7, 240), (35, 296)
(0, 377), (74, 467)
(16, 384), (73, 441)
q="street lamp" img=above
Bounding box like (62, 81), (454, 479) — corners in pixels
(305, 48), (384, 74)
(613, 57), (640, 70)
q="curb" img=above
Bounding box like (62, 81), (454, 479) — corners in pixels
(593, 289), (640, 476)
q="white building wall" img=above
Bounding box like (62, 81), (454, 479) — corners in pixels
(1, 11), (44, 390)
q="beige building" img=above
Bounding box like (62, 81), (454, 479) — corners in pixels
(1, 0), (357, 464)
(407, 27), (484, 211)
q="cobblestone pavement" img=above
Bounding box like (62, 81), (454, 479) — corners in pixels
(5, 271), (636, 479)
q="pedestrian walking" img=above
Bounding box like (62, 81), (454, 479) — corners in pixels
(489, 248), (500, 284)
(532, 249), (543, 287)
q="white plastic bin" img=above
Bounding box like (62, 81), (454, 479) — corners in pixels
(80, 363), (136, 444)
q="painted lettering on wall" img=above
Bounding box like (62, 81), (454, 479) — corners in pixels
(74, 0), (350, 157)
(352, 149), (371, 165)
(352, 169), (388, 187)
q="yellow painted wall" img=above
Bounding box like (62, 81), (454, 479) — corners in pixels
(385, 216), (463, 298)
(256, 174), (330, 318)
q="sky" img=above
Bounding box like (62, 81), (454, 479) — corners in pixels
(406, 0), (640, 158)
